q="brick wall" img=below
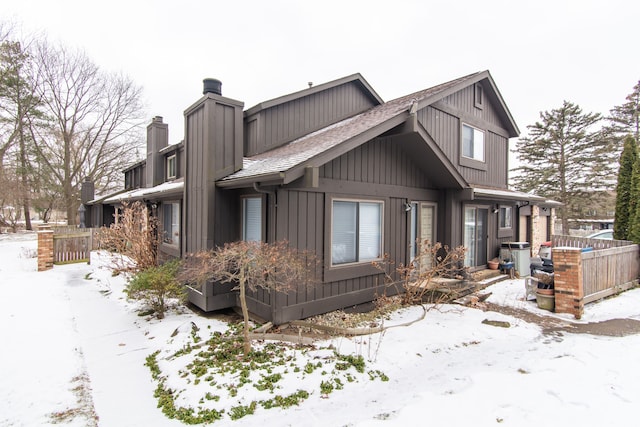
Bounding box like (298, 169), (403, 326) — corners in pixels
(531, 205), (543, 257)
(37, 226), (54, 272)
(552, 247), (584, 319)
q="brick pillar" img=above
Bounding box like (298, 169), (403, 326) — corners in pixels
(531, 205), (542, 257)
(38, 225), (54, 272)
(552, 247), (584, 319)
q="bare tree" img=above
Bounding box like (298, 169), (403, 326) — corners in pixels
(98, 201), (159, 273)
(31, 42), (145, 225)
(374, 240), (469, 306)
(180, 241), (317, 356)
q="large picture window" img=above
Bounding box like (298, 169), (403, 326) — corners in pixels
(242, 197), (262, 242)
(162, 202), (180, 247)
(331, 200), (383, 265)
(462, 124), (485, 162)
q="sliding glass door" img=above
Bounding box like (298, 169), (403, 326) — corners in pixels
(464, 206), (488, 267)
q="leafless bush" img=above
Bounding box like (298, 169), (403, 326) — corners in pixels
(97, 201), (159, 273)
(374, 240), (468, 305)
(179, 240), (317, 356)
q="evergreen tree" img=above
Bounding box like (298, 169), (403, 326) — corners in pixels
(608, 80), (640, 143)
(628, 149), (640, 244)
(613, 136), (637, 240)
(511, 101), (606, 233)
(0, 39), (45, 229)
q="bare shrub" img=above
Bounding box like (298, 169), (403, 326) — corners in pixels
(374, 240), (468, 305)
(97, 201), (159, 273)
(179, 240), (317, 356)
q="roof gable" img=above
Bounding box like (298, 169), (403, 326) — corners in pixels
(219, 71), (517, 187)
(244, 73), (383, 117)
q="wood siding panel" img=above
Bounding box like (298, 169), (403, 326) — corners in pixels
(185, 104), (207, 253)
(420, 107), (459, 164)
(266, 135), (448, 321)
(269, 189), (325, 309)
(320, 137), (433, 188)
(420, 102), (510, 189)
(441, 85), (505, 129)
(245, 82), (377, 156)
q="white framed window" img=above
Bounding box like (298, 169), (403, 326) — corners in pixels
(242, 197), (262, 242)
(162, 202), (180, 247)
(499, 206), (512, 229)
(462, 124), (485, 162)
(331, 200), (383, 266)
(166, 154), (176, 180)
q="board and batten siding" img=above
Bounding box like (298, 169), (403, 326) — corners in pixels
(184, 104), (208, 253)
(440, 84), (507, 130)
(184, 97), (243, 254)
(244, 82), (378, 156)
(248, 135), (442, 323)
(266, 188), (409, 323)
(320, 136), (433, 188)
(419, 104), (509, 189)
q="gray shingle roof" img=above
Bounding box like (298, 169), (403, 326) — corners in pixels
(221, 72), (481, 184)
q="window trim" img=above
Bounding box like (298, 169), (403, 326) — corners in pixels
(499, 206), (512, 229)
(497, 205), (514, 238)
(408, 201), (438, 270)
(166, 154), (177, 180)
(330, 198), (384, 267)
(460, 123), (487, 171)
(241, 195), (265, 242)
(461, 123), (485, 162)
(125, 171), (132, 189)
(161, 201), (181, 254)
(474, 83), (483, 109)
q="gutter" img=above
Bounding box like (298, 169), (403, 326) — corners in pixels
(217, 172), (285, 189)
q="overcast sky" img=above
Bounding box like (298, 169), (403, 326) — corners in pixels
(5, 0), (640, 163)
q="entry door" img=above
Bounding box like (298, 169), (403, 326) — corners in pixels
(464, 206), (488, 267)
(409, 202), (437, 269)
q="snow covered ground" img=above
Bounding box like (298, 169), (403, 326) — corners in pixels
(1, 231), (639, 426)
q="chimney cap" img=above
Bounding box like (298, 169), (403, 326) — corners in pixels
(203, 78), (222, 95)
(152, 116), (163, 123)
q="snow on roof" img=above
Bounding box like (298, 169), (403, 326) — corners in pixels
(473, 186), (546, 202)
(102, 180), (183, 203)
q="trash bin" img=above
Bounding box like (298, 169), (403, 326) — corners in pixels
(500, 242), (531, 278)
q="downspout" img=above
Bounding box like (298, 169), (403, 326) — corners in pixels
(252, 182), (278, 240)
(253, 182), (279, 323)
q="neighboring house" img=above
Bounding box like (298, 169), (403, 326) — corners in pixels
(87, 71), (552, 324)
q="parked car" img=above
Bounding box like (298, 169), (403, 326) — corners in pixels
(586, 230), (614, 240)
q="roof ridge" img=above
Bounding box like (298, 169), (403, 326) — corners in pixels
(386, 71), (484, 105)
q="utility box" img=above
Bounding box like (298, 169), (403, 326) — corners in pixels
(500, 242), (531, 277)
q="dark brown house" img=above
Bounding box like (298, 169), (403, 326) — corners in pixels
(89, 71), (548, 324)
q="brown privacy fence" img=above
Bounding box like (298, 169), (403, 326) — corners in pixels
(581, 245), (639, 303)
(38, 226), (99, 271)
(551, 235), (640, 318)
(551, 235), (631, 250)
